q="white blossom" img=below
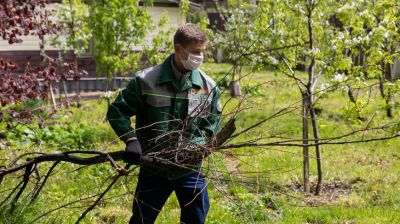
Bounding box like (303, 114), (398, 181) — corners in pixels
(268, 56), (278, 65)
(332, 73), (348, 82)
(310, 47), (320, 54)
(341, 85), (350, 92)
(383, 31), (389, 39)
(101, 91), (114, 99)
(338, 32), (345, 40)
(360, 10), (369, 16)
(318, 82), (328, 93)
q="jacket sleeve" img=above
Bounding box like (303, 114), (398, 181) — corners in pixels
(106, 77), (143, 142)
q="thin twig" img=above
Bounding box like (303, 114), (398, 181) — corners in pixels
(31, 161), (60, 202)
(75, 172), (124, 224)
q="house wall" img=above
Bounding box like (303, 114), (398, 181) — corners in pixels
(0, 6), (180, 52)
(135, 6), (181, 51)
(0, 5), (181, 79)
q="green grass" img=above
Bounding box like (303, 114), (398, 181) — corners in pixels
(1, 62), (399, 223)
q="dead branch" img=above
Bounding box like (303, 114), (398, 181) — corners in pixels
(75, 169), (128, 224)
(216, 133), (400, 151)
(31, 161), (60, 202)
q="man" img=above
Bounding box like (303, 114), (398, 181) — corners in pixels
(106, 23), (222, 224)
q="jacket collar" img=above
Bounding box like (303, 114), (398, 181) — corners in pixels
(157, 54), (203, 89)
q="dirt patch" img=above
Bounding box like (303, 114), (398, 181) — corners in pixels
(225, 155), (241, 174)
(286, 177), (365, 205)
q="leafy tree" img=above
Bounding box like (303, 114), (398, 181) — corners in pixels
(0, 0), (58, 44)
(52, 0), (91, 56)
(213, 0), (260, 97)
(364, 0), (400, 118)
(215, 0), (386, 194)
(215, 0), (400, 194)
(0, 0), (54, 108)
(0, 0), (84, 114)
(88, 0), (153, 89)
(256, 0), (334, 194)
(0, 60), (45, 106)
(51, 0), (91, 105)
(143, 11), (174, 66)
(333, 0), (400, 118)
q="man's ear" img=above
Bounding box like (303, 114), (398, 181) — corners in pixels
(173, 43), (181, 53)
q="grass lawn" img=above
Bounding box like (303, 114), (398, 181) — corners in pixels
(0, 62), (399, 223)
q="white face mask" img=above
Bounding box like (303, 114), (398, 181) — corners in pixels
(180, 47), (204, 71)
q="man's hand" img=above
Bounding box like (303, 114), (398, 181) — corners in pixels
(124, 138), (142, 165)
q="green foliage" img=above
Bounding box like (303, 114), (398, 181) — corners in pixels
(243, 84), (264, 97)
(179, 0), (189, 24)
(340, 99), (368, 123)
(5, 122), (97, 151)
(331, 0), (400, 116)
(214, 71), (232, 89)
(143, 11), (174, 66)
(0, 99), (49, 122)
(52, 0), (91, 55)
(0, 200), (40, 224)
(224, 193), (282, 223)
(0, 100), (114, 151)
(88, 0), (153, 78)
(187, 9), (208, 24)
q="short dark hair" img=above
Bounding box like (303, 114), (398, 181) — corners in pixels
(173, 23), (208, 47)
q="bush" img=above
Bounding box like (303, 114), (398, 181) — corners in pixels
(243, 84), (264, 97)
(224, 193), (282, 222)
(215, 72), (232, 89)
(4, 122), (97, 151)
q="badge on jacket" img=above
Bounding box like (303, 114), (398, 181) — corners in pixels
(188, 88), (212, 118)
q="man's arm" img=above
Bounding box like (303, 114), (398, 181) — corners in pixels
(106, 77), (143, 142)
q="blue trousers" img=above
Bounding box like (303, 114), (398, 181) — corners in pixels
(129, 169), (209, 224)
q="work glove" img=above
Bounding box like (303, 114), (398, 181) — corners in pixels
(124, 138), (142, 165)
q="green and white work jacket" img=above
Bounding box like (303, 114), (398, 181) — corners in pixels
(107, 54), (222, 180)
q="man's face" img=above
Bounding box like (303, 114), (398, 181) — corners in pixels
(175, 41), (207, 61)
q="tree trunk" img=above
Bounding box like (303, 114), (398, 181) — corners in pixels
(230, 80), (242, 97)
(74, 57), (81, 108)
(385, 60), (393, 118)
(347, 86), (357, 103)
(230, 64), (242, 97)
(379, 61), (393, 118)
(39, 36), (57, 109)
(310, 101), (322, 195)
(303, 2), (322, 193)
(75, 80), (81, 107)
(112, 74), (117, 90)
(379, 73), (385, 99)
(302, 91), (310, 193)
(302, 2), (316, 193)
(62, 80), (68, 100)
(57, 52), (69, 103)
(49, 82), (57, 109)
(67, 0), (81, 108)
